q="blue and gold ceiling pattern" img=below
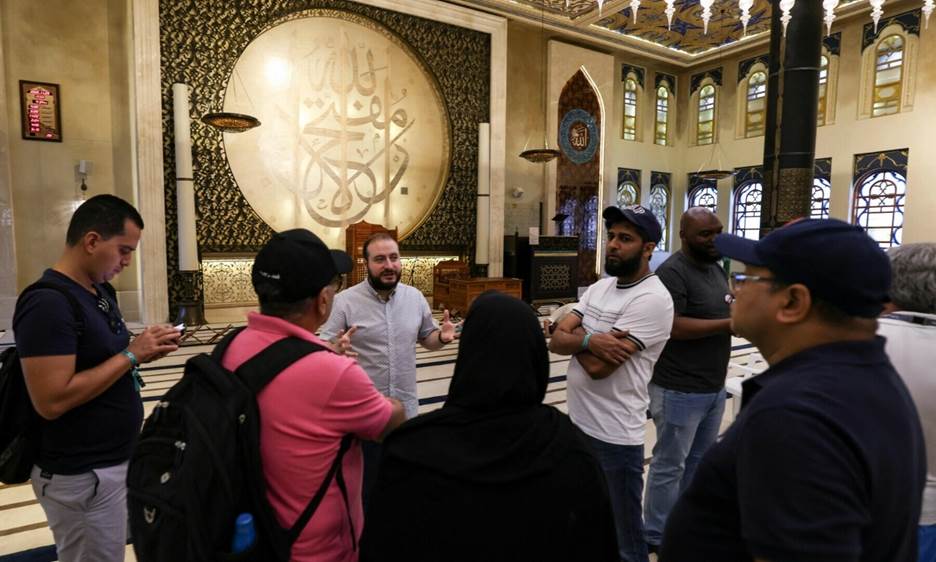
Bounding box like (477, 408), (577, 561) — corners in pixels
(491, 0), (864, 55)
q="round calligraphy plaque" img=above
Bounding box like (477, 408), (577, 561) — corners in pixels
(223, 10), (451, 248)
(558, 109), (599, 165)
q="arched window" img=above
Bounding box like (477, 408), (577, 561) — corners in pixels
(697, 85), (716, 145)
(655, 86), (670, 146)
(623, 78), (638, 140)
(745, 71), (767, 137)
(688, 181), (718, 213)
(817, 55), (829, 126)
(852, 170), (906, 248)
(649, 183), (671, 251)
(811, 177), (831, 219)
(617, 181), (640, 207)
(733, 182), (763, 240)
(873, 35), (904, 117)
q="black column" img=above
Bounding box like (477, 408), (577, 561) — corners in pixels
(760, 0), (824, 234)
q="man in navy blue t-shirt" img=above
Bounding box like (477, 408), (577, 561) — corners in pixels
(13, 195), (181, 562)
(661, 219), (925, 561)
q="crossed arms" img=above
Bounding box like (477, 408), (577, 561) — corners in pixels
(548, 313), (639, 380)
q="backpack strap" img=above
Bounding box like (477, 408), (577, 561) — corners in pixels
(233, 337), (328, 395)
(287, 434), (355, 546)
(210, 326), (247, 362)
(17, 282), (85, 337)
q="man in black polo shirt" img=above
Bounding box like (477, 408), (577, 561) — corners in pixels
(643, 207), (732, 552)
(661, 219), (925, 561)
(13, 195), (181, 561)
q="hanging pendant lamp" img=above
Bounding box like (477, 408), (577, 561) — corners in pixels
(519, 4), (560, 164)
(202, 69), (261, 133)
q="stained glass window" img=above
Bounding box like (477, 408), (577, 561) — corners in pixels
(817, 55), (829, 126)
(732, 181), (763, 240)
(623, 78), (638, 141)
(697, 85), (716, 145)
(811, 177), (831, 219)
(649, 183), (671, 251)
(852, 170), (906, 248)
(688, 180), (718, 213)
(617, 181), (640, 207)
(745, 71), (767, 137)
(873, 35), (903, 117)
(583, 195), (599, 251)
(559, 197), (578, 237)
(655, 86), (669, 146)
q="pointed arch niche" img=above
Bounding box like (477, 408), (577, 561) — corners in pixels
(556, 69), (603, 287)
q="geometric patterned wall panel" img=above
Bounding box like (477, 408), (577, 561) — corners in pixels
(160, 0), (490, 303)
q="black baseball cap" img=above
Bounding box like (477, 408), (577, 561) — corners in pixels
(602, 205), (663, 244)
(714, 218), (891, 318)
(252, 229), (353, 302)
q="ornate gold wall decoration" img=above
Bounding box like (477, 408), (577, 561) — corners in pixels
(159, 0), (490, 305)
(224, 10), (451, 250)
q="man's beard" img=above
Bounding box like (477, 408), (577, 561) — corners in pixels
(368, 269), (401, 291)
(604, 252), (642, 278)
(686, 242), (721, 263)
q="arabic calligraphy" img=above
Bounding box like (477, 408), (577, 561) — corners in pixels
(224, 12), (450, 246)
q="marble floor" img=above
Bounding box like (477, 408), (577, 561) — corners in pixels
(0, 313), (765, 561)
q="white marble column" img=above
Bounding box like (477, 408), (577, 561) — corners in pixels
(132, 0), (169, 324)
(0, 27), (17, 329)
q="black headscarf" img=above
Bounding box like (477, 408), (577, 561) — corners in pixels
(361, 292), (618, 562)
(380, 291), (588, 483)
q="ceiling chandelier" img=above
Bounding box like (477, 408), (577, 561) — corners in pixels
(560, 0), (930, 38)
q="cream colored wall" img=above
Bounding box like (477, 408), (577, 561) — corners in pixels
(1, 0), (137, 302)
(504, 22), (547, 237)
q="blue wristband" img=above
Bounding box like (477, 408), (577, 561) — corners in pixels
(581, 333), (591, 351)
(121, 349), (139, 368)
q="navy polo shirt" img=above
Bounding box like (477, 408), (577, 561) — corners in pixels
(12, 269), (143, 474)
(661, 337), (925, 562)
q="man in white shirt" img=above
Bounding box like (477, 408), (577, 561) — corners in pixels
(880, 243), (936, 562)
(550, 205), (674, 562)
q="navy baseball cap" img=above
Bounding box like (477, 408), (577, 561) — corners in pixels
(252, 229), (353, 302)
(602, 205), (663, 244)
(714, 219), (891, 318)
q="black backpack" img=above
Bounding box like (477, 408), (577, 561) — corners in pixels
(0, 282), (84, 484)
(128, 328), (357, 561)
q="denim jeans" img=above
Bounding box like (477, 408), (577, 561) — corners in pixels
(583, 433), (648, 562)
(921, 524), (936, 562)
(643, 382), (726, 547)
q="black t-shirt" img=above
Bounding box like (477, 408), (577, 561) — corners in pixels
(651, 251), (731, 393)
(661, 338), (925, 562)
(13, 269), (143, 474)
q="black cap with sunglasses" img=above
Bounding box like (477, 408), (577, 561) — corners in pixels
(714, 218), (891, 318)
(252, 229), (353, 302)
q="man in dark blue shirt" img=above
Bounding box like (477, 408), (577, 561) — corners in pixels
(13, 195), (181, 561)
(661, 219), (925, 561)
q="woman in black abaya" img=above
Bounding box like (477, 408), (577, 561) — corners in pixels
(359, 291), (618, 562)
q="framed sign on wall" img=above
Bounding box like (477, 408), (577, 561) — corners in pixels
(19, 80), (62, 142)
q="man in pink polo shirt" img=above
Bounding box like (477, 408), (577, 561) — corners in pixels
(221, 229), (406, 561)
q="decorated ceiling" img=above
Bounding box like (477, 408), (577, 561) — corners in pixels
(464, 0), (865, 56)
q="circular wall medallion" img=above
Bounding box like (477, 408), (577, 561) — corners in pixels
(559, 108), (599, 165)
(222, 10), (451, 248)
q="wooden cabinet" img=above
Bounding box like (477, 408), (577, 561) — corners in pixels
(446, 278), (522, 315)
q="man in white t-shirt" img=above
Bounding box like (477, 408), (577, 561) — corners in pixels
(550, 205), (674, 562)
(880, 243), (936, 562)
